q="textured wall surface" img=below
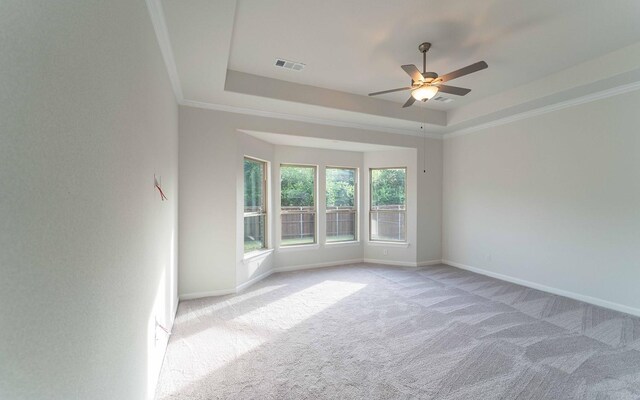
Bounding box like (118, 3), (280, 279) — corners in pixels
(444, 90), (640, 314)
(0, 2), (178, 399)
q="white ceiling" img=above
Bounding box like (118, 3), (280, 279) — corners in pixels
(156, 0), (640, 135)
(228, 0), (640, 109)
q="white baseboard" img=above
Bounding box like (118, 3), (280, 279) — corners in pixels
(363, 258), (419, 267)
(149, 294), (181, 400)
(178, 269), (274, 301)
(172, 296), (179, 324)
(363, 258), (443, 267)
(236, 269), (274, 293)
(442, 259), (640, 318)
(417, 259), (444, 267)
(274, 258), (364, 273)
(179, 288), (236, 301)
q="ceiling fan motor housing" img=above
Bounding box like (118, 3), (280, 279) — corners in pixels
(422, 71), (438, 81)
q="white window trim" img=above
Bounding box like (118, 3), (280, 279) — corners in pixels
(278, 243), (321, 252)
(244, 156), (269, 254)
(243, 248), (274, 263)
(325, 240), (361, 248)
(366, 241), (410, 248)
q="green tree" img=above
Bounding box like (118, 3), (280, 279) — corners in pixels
(281, 166), (315, 207)
(371, 168), (405, 207)
(326, 168), (355, 208)
(244, 159), (264, 211)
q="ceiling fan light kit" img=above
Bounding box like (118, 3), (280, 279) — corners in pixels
(412, 85), (439, 101)
(369, 42), (488, 108)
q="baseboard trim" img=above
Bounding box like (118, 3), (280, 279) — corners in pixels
(274, 258), (364, 273)
(236, 270), (274, 293)
(363, 258), (419, 267)
(442, 259), (640, 318)
(417, 259), (444, 267)
(179, 288), (236, 301)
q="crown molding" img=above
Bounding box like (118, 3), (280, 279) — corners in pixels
(145, 0), (443, 140)
(146, 0), (184, 102)
(180, 99), (445, 139)
(146, 0), (640, 142)
(444, 80), (640, 139)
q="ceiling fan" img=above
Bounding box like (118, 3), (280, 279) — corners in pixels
(369, 42), (488, 108)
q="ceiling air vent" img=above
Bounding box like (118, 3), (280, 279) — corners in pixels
(432, 96), (454, 103)
(275, 58), (305, 71)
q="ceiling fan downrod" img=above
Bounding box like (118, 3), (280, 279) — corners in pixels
(419, 42), (431, 74)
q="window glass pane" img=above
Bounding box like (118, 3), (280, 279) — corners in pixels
(326, 211), (356, 242)
(244, 158), (264, 213)
(371, 168), (406, 210)
(281, 165), (315, 207)
(326, 168), (355, 208)
(370, 211), (406, 242)
(370, 168), (406, 242)
(281, 165), (316, 245)
(326, 167), (356, 242)
(281, 213), (316, 245)
(244, 215), (266, 252)
(244, 158), (267, 253)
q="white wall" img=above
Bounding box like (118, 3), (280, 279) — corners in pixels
(364, 149), (418, 265)
(443, 89), (640, 315)
(178, 106), (443, 297)
(0, 2), (178, 399)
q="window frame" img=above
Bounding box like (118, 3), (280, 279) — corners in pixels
(325, 166), (358, 243)
(243, 156), (268, 254)
(369, 167), (407, 243)
(279, 163), (318, 247)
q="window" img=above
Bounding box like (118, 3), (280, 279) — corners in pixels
(244, 157), (267, 253)
(370, 167), (406, 242)
(280, 165), (317, 246)
(326, 167), (357, 242)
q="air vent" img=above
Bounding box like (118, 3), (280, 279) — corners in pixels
(275, 58), (305, 71)
(432, 96), (453, 103)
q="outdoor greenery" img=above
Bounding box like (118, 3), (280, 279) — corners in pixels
(280, 165), (315, 207)
(326, 168), (355, 208)
(279, 166), (405, 209)
(244, 158), (264, 211)
(371, 168), (406, 208)
(244, 158), (266, 253)
(246, 163), (407, 248)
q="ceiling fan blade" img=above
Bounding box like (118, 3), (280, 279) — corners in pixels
(439, 61), (488, 82)
(401, 65), (424, 83)
(402, 96), (416, 108)
(368, 86), (412, 96)
(436, 84), (471, 96)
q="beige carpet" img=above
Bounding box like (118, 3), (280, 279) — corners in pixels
(155, 263), (640, 399)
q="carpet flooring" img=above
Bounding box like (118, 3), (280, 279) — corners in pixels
(155, 263), (640, 399)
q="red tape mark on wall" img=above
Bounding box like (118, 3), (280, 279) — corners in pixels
(155, 181), (168, 201)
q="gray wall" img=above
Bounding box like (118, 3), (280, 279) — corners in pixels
(0, 2), (179, 399)
(443, 89), (640, 315)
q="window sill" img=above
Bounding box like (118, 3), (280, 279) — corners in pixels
(243, 248), (274, 263)
(278, 243), (320, 252)
(366, 241), (410, 248)
(325, 240), (361, 248)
